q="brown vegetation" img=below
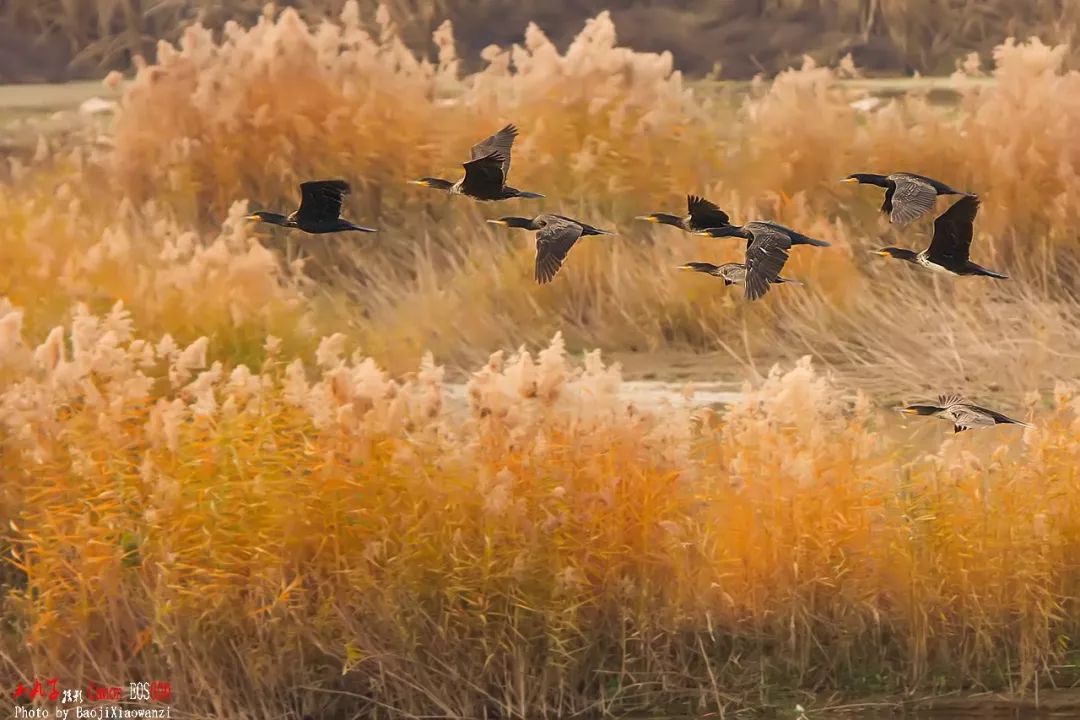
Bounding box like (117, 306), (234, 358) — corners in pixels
(89, 7), (1080, 394)
(2, 4), (1080, 717)
(3, 0), (1080, 81)
(1, 319), (1078, 717)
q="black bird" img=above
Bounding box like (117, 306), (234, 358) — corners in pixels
(487, 214), (613, 284)
(875, 195), (1007, 279)
(246, 180), (376, 234)
(409, 124), (544, 201)
(902, 394), (1032, 433)
(843, 171), (972, 226)
(636, 195), (731, 233)
(677, 261), (801, 289)
(693, 222), (828, 300)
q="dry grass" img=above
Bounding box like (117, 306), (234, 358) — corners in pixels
(2, 4), (1080, 717)
(3, 0), (1080, 77)
(93, 8), (1080, 393)
(1, 317), (1078, 717)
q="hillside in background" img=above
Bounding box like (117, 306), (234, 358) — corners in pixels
(2, 0), (1079, 82)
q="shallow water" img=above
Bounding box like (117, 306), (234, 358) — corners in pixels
(441, 379), (742, 417)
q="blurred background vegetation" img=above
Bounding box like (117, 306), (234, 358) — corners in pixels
(2, 4), (1080, 717)
(3, 0), (1079, 82)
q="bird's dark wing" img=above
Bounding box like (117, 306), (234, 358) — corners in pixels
(969, 404), (1028, 426)
(905, 172), (963, 195)
(296, 180), (350, 223)
(535, 216), (584, 284)
(937, 393), (968, 408)
(926, 195), (979, 267)
(470, 124), (518, 180)
(686, 195), (730, 229)
(743, 225), (792, 300)
(887, 174), (938, 226)
(461, 152), (508, 196)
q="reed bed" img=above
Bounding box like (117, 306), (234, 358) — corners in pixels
(4, 0), (1079, 77)
(1, 312), (1078, 717)
(18, 4), (1080, 390)
(1, 4), (1080, 717)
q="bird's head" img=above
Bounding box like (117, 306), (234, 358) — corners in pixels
(408, 177), (455, 191)
(245, 211), (288, 226)
(676, 262), (718, 273)
(902, 404), (943, 416)
(487, 216), (536, 230)
(843, 173), (889, 187)
(636, 212), (682, 227)
(874, 247), (919, 262)
(693, 225), (744, 239)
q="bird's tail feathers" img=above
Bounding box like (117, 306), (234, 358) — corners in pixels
(803, 237), (832, 247)
(986, 407), (1034, 429)
(974, 265), (1008, 279)
(515, 190), (545, 199)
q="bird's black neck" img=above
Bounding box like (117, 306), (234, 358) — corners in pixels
(852, 173), (891, 188)
(501, 217), (540, 230)
(886, 247), (920, 263)
(698, 225), (748, 239)
(653, 213), (685, 228)
(427, 178), (456, 191)
(681, 262), (722, 275)
(259, 212), (292, 227)
(906, 404), (945, 415)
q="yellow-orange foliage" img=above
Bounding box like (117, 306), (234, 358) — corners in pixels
(0, 307), (1077, 716)
(2, 4), (1080, 716)
(92, 6), (1080, 385)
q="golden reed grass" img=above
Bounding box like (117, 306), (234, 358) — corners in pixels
(1, 3), (1079, 716)
(0, 315), (1077, 716)
(3, 4), (1077, 393)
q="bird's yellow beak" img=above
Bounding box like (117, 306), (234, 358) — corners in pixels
(901, 407), (920, 415)
(874, 249), (891, 257)
(486, 219), (508, 226)
(635, 215), (660, 223)
(841, 178), (859, 184)
(244, 213), (261, 221)
(676, 264), (694, 271)
(408, 180), (430, 187)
